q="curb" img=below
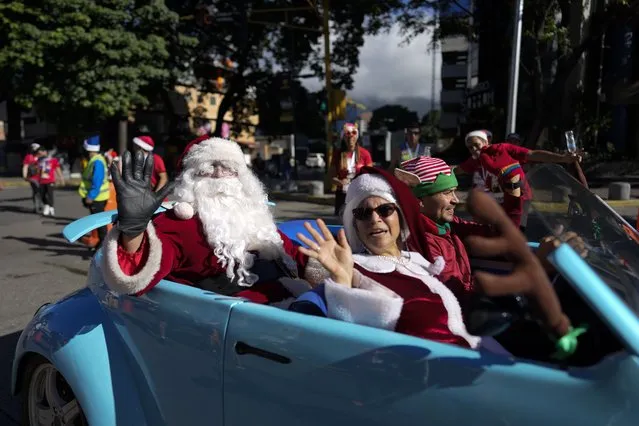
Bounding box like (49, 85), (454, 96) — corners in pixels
(270, 192), (639, 212)
(0, 179), (82, 189)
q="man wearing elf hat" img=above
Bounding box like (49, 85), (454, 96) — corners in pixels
(395, 156), (492, 305)
(455, 129), (580, 231)
(102, 135), (325, 305)
(132, 135), (169, 192)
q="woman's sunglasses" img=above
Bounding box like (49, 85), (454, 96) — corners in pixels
(352, 203), (398, 221)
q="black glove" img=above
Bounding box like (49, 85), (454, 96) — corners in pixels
(111, 150), (174, 237)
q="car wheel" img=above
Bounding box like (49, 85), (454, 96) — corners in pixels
(21, 356), (88, 426)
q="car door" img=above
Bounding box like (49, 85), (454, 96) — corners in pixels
(223, 302), (638, 426)
(93, 273), (238, 426)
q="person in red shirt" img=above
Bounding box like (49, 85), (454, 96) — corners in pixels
(35, 146), (65, 217)
(455, 130), (579, 231)
(22, 143), (44, 213)
(329, 122), (373, 215)
(132, 136), (168, 192)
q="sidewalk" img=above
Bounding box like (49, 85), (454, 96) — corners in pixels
(0, 177), (81, 189)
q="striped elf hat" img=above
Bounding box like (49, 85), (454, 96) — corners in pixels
(395, 156), (458, 198)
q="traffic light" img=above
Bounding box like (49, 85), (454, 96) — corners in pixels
(331, 89), (347, 120)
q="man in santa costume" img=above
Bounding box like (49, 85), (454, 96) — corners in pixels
(102, 136), (324, 305)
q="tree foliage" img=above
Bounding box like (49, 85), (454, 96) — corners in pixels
(396, 0), (639, 148)
(0, 0), (196, 133)
(170, 0), (401, 137)
(369, 104), (419, 132)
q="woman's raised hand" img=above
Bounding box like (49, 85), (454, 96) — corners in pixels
(297, 219), (354, 287)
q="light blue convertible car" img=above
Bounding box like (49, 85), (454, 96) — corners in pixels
(11, 165), (639, 426)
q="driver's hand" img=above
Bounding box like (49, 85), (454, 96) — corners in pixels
(536, 232), (588, 274)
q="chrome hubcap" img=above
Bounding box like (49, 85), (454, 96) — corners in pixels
(28, 364), (83, 426)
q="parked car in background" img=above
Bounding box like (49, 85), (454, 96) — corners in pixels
(305, 153), (326, 168)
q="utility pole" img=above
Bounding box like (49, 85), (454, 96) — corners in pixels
(506, 0), (524, 135)
(322, 0), (333, 193)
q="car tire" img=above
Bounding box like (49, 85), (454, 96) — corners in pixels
(21, 355), (88, 426)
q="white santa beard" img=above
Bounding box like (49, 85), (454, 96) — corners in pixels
(190, 177), (284, 286)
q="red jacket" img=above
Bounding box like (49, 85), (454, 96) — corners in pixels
(418, 215), (491, 305)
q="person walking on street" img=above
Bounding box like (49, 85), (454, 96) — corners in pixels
(22, 142), (43, 213)
(36, 146), (65, 216)
(132, 135), (168, 192)
(78, 135), (110, 249)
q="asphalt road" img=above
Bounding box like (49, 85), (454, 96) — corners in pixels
(0, 183), (636, 424)
(0, 185), (334, 425)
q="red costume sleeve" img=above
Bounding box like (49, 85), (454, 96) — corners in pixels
(451, 216), (493, 239)
(503, 143), (530, 163)
(103, 218), (184, 296)
(278, 231), (309, 277)
(458, 157), (478, 174)
(360, 148), (373, 167)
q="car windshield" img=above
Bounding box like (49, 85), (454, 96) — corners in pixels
(526, 164), (639, 318)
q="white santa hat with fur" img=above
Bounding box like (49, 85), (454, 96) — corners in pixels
(172, 135), (249, 220)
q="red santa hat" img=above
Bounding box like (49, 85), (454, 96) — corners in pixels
(340, 122), (359, 139)
(172, 136), (248, 220)
(465, 130), (489, 143)
(133, 136), (155, 152)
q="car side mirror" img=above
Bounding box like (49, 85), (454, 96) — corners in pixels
(466, 295), (524, 337)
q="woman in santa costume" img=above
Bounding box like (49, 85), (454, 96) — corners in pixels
(102, 136), (325, 305)
(456, 130), (580, 231)
(290, 168), (573, 353)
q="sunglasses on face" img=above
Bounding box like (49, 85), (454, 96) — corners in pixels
(344, 131), (358, 137)
(352, 203), (398, 221)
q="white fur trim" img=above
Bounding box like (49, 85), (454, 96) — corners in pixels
(133, 137), (154, 151)
(353, 251), (480, 348)
(83, 140), (100, 152)
(342, 174), (412, 254)
(102, 223), (163, 295)
(323, 270), (404, 331)
(304, 257), (330, 285)
(173, 202), (194, 220)
(182, 137), (247, 172)
(397, 259), (481, 348)
(465, 130), (488, 143)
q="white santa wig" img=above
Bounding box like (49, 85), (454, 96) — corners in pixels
(172, 137), (283, 286)
(341, 173), (411, 254)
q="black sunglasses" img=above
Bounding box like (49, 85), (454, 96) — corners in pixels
(352, 203), (398, 221)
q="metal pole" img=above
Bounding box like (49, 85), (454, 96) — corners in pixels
(506, 0), (524, 135)
(322, 0), (333, 193)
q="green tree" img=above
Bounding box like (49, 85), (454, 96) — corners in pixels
(0, 0), (196, 133)
(396, 0), (639, 148)
(369, 104), (419, 132)
(172, 0), (401, 137)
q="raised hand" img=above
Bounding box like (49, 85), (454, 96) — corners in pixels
(463, 189), (571, 338)
(296, 219), (354, 287)
(111, 151), (174, 237)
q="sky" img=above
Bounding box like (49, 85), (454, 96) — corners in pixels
(302, 23), (441, 118)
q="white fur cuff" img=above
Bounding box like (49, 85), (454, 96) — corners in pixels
(323, 271), (403, 331)
(101, 223), (163, 295)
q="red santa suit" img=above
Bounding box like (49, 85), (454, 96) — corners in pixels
(102, 136), (326, 305)
(459, 135), (532, 228)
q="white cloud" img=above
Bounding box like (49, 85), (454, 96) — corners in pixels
(302, 23), (441, 117)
